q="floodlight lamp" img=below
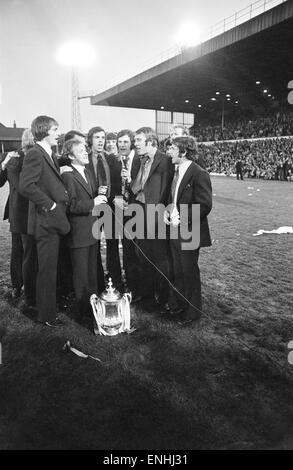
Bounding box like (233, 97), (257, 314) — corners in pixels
(263, 89), (268, 93)
(56, 41), (95, 67)
(216, 91), (220, 95)
(175, 22), (201, 48)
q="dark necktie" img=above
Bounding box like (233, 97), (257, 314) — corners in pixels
(84, 168), (93, 194)
(171, 167), (179, 202)
(131, 156), (150, 196)
(97, 154), (107, 186)
(51, 152), (60, 173)
(94, 153), (111, 197)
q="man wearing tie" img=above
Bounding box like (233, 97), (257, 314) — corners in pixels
(116, 129), (141, 299)
(87, 126), (122, 290)
(130, 127), (174, 307)
(19, 116), (70, 327)
(61, 139), (107, 320)
(164, 136), (212, 324)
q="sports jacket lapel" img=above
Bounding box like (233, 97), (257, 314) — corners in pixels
(72, 167), (93, 197)
(36, 144), (63, 180)
(176, 163), (194, 204)
(146, 149), (161, 181)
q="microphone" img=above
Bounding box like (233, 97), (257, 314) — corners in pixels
(122, 155), (128, 170)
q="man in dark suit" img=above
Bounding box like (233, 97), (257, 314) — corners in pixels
(61, 139), (107, 319)
(0, 151), (24, 299)
(19, 115), (70, 327)
(164, 136), (212, 323)
(87, 126), (122, 290)
(129, 127), (174, 306)
(0, 130), (38, 308)
(56, 130), (87, 302)
(116, 129), (141, 299)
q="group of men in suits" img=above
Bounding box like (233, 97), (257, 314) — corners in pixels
(1, 115), (212, 328)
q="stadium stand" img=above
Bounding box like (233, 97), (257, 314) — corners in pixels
(191, 110), (293, 142)
(197, 137), (293, 180)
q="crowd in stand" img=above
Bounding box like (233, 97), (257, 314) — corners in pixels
(197, 138), (293, 180)
(192, 110), (293, 142)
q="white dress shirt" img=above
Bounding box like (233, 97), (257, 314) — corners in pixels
(173, 160), (192, 207)
(37, 141), (53, 159)
(72, 163), (88, 183)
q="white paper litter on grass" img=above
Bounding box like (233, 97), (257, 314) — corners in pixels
(256, 189), (260, 192)
(248, 186), (254, 189)
(253, 226), (293, 236)
(248, 193), (252, 196)
(62, 341), (102, 362)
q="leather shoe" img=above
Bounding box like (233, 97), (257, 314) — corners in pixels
(177, 314), (201, 326)
(132, 294), (150, 304)
(169, 308), (185, 316)
(132, 295), (143, 304)
(40, 318), (64, 328)
(159, 303), (171, 314)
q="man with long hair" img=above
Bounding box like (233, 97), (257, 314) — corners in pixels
(19, 115), (70, 327)
(164, 136), (212, 323)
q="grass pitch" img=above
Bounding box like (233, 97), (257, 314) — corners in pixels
(0, 176), (292, 450)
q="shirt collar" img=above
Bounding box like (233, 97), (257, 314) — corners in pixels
(178, 159), (192, 175)
(72, 162), (85, 172)
(123, 149), (135, 161)
(37, 140), (52, 157)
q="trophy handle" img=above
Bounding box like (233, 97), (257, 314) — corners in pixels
(122, 293), (131, 331)
(124, 292), (132, 303)
(90, 294), (105, 335)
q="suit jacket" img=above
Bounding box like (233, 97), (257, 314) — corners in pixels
(0, 151), (30, 233)
(0, 153), (10, 221)
(87, 151), (122, 202)
(19, 143), (70, 237)
(170, 162), (212, 248)
(62, 167), (97, 249)
(130, 149), (174, 205)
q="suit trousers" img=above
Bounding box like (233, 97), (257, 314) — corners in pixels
(97, 239), (106, 294)
(106, 238), (122, 288)
(10, 232), (23, 290)
(21, 234), (37, 306)
(71, 243), (98, 315)
(169, 239), (202, 318)
(36, 233), (60, 322)
(57, 235), (74, 298)
(122, 236), (141, 295)
(10, 232), (23, 291)
(105, 207), (122, 288)
(135, 238), (170, 304)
